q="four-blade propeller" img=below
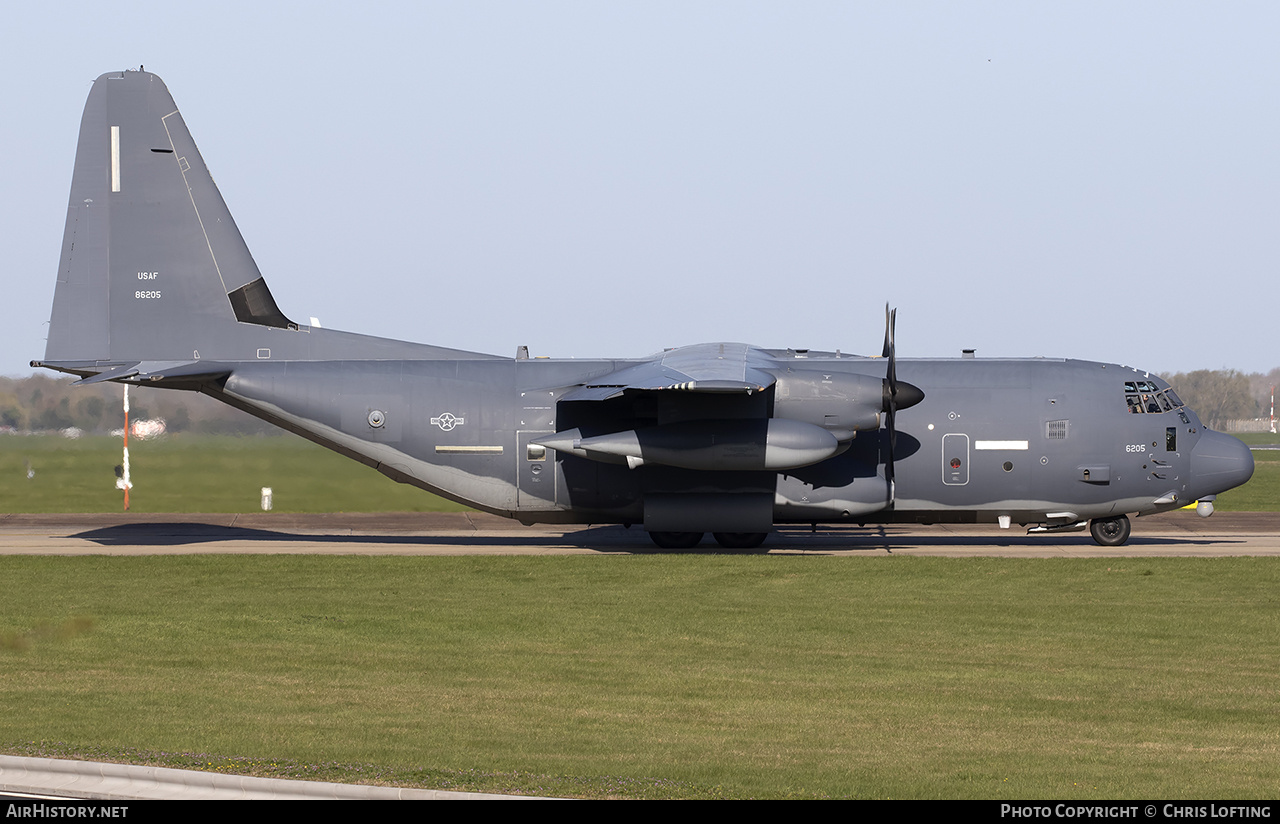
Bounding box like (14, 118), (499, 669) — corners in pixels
(881, 304), (924, 508)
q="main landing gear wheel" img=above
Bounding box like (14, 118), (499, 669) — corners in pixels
(712, 532), (769, 550)
(648, 531), (704, 549)
(1089, 515), (1131, 547)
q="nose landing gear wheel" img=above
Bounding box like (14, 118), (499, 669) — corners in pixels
(1089, 515), (1131, 547)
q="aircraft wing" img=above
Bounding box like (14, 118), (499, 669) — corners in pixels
(560, 343), (777, 402)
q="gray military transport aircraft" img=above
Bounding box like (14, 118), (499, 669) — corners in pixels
(33, 69), (1255, 549)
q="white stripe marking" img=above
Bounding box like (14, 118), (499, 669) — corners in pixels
(974, 440), (1029, 450)
(110, 126), (120, 192)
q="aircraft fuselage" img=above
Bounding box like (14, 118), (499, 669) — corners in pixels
(203, 348), (1249, 535)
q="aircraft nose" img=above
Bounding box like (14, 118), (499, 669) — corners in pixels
(1189, 430), (1254, 497)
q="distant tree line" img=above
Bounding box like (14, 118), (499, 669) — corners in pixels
(1160, 368), (1279, 430)
(2, 367), (1276, 436)
(0, 375), (276, 435)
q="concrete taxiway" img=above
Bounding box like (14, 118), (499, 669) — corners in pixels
(0, 511), (1276, 556)
(0, 755), (533, 801)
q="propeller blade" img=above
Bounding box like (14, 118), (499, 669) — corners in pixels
(881, 304), (893, 359)
(887, 306), (897, 392)
(886, 401), (897, 492)
(878, 304), (922, 510)
(883, 304), (898, 508)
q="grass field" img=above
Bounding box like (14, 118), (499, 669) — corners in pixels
(1216, 433), (1278, 511)
(2, 432), (1276, 514)
(3, 555), (1278, 799)
(0, 434), (467, 513)
(2, 433), (1277, 798)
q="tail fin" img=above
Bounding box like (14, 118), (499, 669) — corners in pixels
(42, 70), (295, 369)
(39, 69), (498, 378)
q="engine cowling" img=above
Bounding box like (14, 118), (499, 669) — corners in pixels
(772, 371), (888, 440)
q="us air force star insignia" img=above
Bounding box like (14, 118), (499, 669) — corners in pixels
(431, 412), (464, 431)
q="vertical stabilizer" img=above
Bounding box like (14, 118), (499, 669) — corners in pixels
(44, 70), (294, 366)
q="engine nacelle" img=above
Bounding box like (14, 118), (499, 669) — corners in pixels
(772, 370), (886, 440)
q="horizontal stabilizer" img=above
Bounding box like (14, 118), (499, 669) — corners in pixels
(33, 359), (234, 386)
(69, 362), (142, 385)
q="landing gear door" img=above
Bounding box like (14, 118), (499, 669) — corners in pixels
(518, 430), (560, 509)
(943, 433), (969, 486)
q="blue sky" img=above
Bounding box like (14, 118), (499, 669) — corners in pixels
(5, 1), (1277, 377)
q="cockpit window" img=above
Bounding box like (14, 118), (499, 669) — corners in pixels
(1123, 384), (1183, 414)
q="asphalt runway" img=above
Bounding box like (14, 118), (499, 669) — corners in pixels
(0, 511), (1276, 556)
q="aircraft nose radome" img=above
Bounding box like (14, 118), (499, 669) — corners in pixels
(1190, 430), (1255, 496)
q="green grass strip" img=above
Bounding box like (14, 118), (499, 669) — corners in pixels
(3, 433), (1276, 513)
(0, 435), (467, 513)
(3, 555), (1278, 798)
